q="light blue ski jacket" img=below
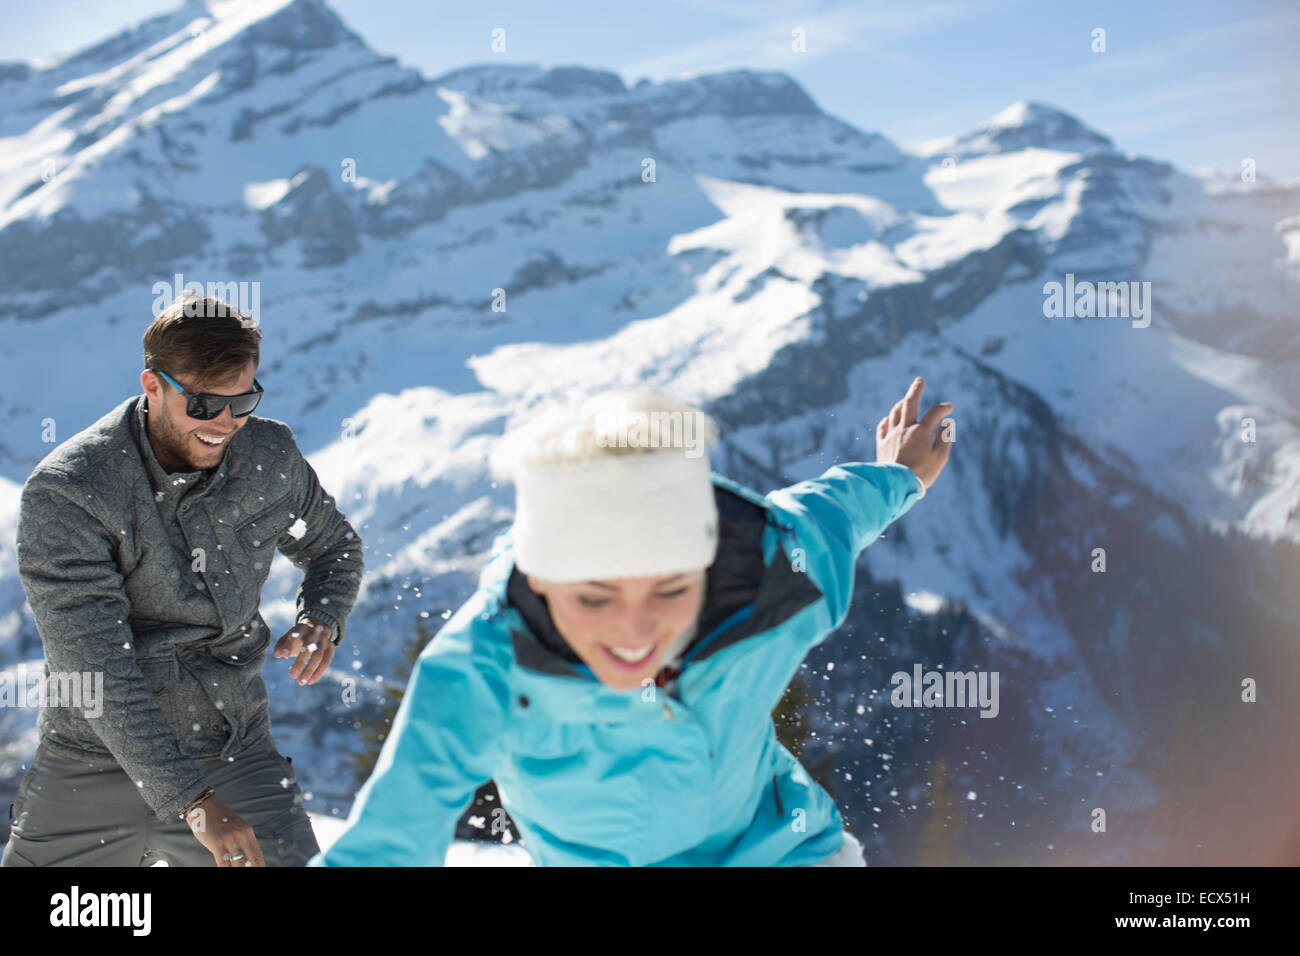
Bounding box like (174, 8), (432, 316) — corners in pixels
(310, 462), (924, 866)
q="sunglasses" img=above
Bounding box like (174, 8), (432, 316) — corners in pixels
(148, 367), (265, 420)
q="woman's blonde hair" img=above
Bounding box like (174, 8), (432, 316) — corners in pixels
(490, 388), (719, 478)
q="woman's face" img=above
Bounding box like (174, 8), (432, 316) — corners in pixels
(525, 570), (708, 691)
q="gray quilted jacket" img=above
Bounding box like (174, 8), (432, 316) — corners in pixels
(15, 394), (364, 821)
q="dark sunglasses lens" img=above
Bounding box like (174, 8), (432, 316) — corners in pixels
(228, 391), (262, 417)
(189, 390), (262, 420)
(187, 397), (219, 420)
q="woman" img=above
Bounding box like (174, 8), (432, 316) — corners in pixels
(311, 377), (953, 866)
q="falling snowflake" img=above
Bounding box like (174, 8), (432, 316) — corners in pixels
(287, 518), (308, 539)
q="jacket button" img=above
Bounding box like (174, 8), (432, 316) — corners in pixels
(518, 695), (529, 708)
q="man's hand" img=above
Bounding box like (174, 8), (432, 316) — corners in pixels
(274, 615), (335, 685)
(876, 377), (955, 490)
(185, 794), (266, 867)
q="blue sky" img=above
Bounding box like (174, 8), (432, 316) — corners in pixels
(3, 0), (1297, 179)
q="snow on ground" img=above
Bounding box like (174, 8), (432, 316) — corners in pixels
(0, 811), (535, 866)
(308, 812), (534, 866)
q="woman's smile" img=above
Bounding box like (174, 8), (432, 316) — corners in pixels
(602, 641), (658, 669)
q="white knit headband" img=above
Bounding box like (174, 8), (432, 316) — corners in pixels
(511, 450), (719, 582)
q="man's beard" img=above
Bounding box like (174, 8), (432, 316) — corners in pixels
(153, 406), (222, 472)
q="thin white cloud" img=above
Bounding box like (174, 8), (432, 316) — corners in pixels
(1103, 96), (1290, 139)
(620, 0), (985, 82)
(663, 0), (824, 20)
(1064, 5), (1300, 80)
(1103, 64), (1293, 117)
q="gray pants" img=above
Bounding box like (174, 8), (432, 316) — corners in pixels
(1, 733), (318, 867)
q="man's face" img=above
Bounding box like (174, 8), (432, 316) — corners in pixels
(139, 361), (257, 473)
(525, 570), (707, 691)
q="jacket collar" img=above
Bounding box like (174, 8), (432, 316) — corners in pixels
(131, 394), (231, 501)
(133, 395), (200, 484)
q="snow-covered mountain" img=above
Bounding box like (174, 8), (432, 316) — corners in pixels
(1, 0), (1297, 865)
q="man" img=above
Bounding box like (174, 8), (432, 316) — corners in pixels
(2, 294), (364, 867)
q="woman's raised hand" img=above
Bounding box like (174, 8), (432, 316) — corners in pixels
(875, 377), (954, 490)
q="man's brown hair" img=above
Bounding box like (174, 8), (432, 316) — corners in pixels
(142, 293), (261, 386)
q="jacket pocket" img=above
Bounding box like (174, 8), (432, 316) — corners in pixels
(1, 840), (40, 866)
(138, 653), (226, 755)
(235, 493), (298, 569)
(206, 616), (271, 668)
(198, 622), (272, 739)
(8, 743), (48, 825)
(506, 712), (594, 762)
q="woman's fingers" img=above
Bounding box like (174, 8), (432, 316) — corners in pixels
(884, 385), (952, 472)
(901, 377), (924, 426)
(919, 402), (953, 434)
(932, 425), (954, 462)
